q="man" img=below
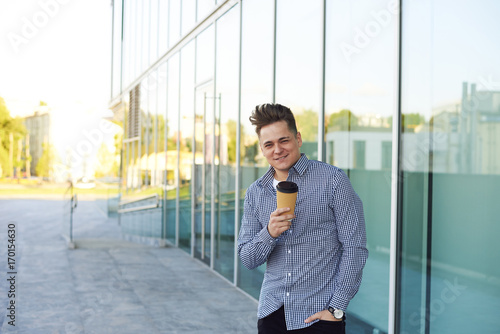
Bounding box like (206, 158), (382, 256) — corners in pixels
(237, 103), (368, 333)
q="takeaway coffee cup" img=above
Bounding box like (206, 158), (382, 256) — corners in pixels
(276, 181), (298, 220)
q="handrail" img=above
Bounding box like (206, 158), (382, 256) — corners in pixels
(118, 194), (159, 213)
(118, 194), (159, 206)
(64, 181), (77, 248)
(117, 203), (159, 213)
(69, 194), (77, 243)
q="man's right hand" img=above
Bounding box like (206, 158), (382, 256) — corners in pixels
(268, 207), (295, 238)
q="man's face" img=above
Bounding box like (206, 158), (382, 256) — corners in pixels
(259, 120), (302, 179)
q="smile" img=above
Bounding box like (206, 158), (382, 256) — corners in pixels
(275, 155), (288, 161)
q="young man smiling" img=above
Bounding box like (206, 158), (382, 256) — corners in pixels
(238, 103), (368, 333)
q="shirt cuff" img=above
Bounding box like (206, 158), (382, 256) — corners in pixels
(256, 226), (278, 245)
(329, 297), (348, 312)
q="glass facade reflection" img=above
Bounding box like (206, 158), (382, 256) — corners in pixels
(398, 1), (500, 333)
(110, 1), (500, 332)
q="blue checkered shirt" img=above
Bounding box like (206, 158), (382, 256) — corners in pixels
(238, 154), (368, 330)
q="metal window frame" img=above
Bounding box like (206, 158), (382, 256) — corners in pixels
(233, 0), (243, 288)
(388, 1), (402, 333)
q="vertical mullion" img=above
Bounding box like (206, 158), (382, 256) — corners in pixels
(210, 23), (218, 270)
(272, 0), (277, 103)
(388, 1), (403, 333)
(191, 39), (198, 257)
(318, 0), (326, 162)
(234, 0), (243, 287)
(176, 55), (181, 248)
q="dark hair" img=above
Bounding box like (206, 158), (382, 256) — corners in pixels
(249, 103), (298, 136)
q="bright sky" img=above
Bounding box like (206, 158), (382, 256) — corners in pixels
(0, 0), (116, 179)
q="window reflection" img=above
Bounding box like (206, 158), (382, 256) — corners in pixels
(111, 0), (122, 97)
(325, 0), (395, 332)
(400, 0), (500, 332)
(238, 0), (274, 298)
(275, 0), (322, 160)
(178, 41), (195, 252)
(181, 0), (196, 36)
(166, 54), (180, 243)
(214, 4), (239, 282)
(169, 0), (181, 48)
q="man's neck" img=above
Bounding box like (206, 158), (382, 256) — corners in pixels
(274, 171), (288, 181)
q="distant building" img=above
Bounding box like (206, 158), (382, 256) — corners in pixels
(23, 109), (51, 177)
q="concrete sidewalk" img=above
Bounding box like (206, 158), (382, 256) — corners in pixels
(0, 198), (258, 334)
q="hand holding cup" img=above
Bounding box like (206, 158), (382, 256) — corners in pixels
(267, 181), (298, 238)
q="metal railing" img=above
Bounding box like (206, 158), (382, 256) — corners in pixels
(64, 182), (78, 246)
(117, 194), (159, 213)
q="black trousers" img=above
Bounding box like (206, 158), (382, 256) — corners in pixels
(257, 306), (346, 334)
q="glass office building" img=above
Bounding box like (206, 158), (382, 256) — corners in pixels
(109, 1), (500, 332)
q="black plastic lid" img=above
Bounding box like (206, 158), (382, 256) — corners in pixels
(276, 181), (298, 193)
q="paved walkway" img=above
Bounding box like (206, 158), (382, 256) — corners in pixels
(0, 198), (258, 334)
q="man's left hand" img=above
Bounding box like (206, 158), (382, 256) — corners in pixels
(304, 310), (342, 323)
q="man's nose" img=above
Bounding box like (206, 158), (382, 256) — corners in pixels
(274, 144), (283, 154)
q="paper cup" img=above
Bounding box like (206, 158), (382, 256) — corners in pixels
(276, 181), (298, 219)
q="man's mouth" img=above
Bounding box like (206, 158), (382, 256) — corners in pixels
(275, 154), (288, 161)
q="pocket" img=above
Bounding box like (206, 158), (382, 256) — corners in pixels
(315, 319), (345, 333)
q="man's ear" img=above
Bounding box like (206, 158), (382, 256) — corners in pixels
(296, 132), (303, 147)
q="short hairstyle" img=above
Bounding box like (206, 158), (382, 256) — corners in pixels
(249, 103), (298, 137)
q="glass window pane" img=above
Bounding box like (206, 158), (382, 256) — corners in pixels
(325, 0), (396, 332)
(400, 1), (500, 333)
(179, 41), (195, 252)
(158, 0), (168, 56)
(158, 61), (168, 197)
(140, 80), (149, 187)
(275, 0), (322, 160)
(169, 0), (181, 48)
(112, 0), (123, 97)
(148, 71), (158, 186)
(214, 4), (239, 282)
(182, 0), (196, 36)
(149, 0), (159, 64)
(141, 0), (150, 72)
(166, 53), (180, 243)
(195, 24), (214, 84)
(197, 0), (216, 22)
(238, 0), (274, 299)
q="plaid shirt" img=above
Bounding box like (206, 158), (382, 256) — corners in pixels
(238, 154), (368, 330)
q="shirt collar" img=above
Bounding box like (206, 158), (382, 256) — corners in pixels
(259, 153), (309, 187)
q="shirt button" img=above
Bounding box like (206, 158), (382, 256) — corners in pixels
(286, 292), (290, 297)
(288, 250), (291, 254)
(288, 273), (291, 276)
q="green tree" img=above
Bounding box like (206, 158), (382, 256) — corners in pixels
(294, 109), (318, 142)
(95, 143), (119, 178)
(225, 119), (242, 163)
(243, 140), (259, 164)
(327, 109), (358, 131)
(402, 113), (425, 132)
(0, 97), (27, 177)
(36, 142), (56, 179)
